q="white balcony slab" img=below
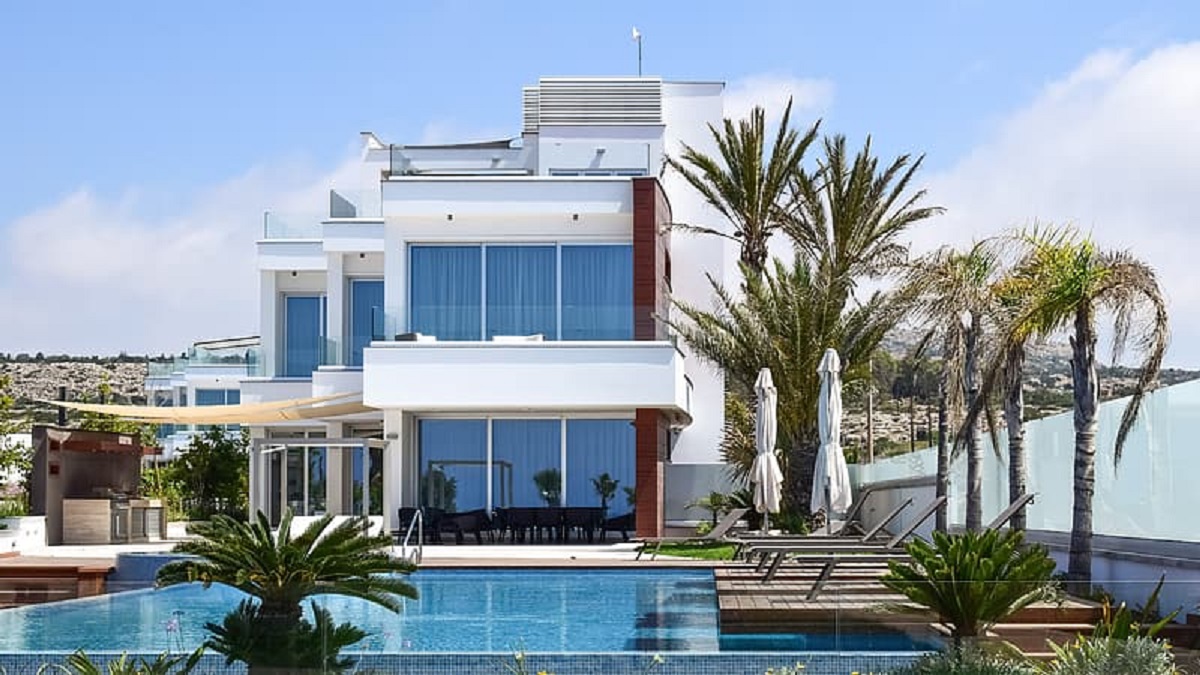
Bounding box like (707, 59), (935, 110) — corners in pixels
(239, 377), (314, 404)
(363, 341), (688, 417)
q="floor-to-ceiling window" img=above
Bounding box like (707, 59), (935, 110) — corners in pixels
(283, 295), (325, 377)
(348, 278), (385, 367)
(561, 245), (634, 340)
(566, 419), (636, 514)
(417, 419), (487, 512)
(408, 243), (632, 341)
(409, 246), (482, 341)
(485, 246), (557, 340)
(492, 419), (561, 507)
(417, 416), (635, 514)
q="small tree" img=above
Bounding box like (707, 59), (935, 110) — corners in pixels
(533, 468), (561, 506)
(0, 375), (31, 507)
(163, 427), (249, 520)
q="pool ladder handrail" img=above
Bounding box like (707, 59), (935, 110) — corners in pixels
(400, 510), (423, 565)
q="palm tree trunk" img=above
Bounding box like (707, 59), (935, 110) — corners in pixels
(964, 314), (983, 532)
(1004, 343), (1027, 531)
(1068, 304), (1099, 593)
(788, 432), (820, 518)
(935, 385), (949, 533)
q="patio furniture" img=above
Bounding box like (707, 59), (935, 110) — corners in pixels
(533, 506), (564, 543)
(440, 508), (493, 544)
(731, 496), (913, 561)
(563, 507), (605, 543)
(634, 507), (750, 560)
(601, 511), (634, 542)
(985, 492), (1036, 530)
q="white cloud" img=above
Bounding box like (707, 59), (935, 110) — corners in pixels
(723, 73), (834, 124)
(920, 42), (1200, 366)
(0, 154), (364, 356)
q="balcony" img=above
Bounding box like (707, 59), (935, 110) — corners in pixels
(362, 340), (689, 420)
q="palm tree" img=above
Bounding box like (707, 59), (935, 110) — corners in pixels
(157, 510), (416, 673)
(784, 134), (944, 311)
(1002, 227), (1167, 591)
(903, 243), (1003, 531)
(665, 99), (819, 276)
(673, 255), (905, 511)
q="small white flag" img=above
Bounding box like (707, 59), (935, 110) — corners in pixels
(632, 27), (641, 41)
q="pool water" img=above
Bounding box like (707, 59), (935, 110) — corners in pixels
(0, 569), (932, 654)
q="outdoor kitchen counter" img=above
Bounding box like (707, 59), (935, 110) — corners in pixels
(61, 499), (166, 544)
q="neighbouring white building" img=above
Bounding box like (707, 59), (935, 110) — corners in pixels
(240, 77), (740, 537)
(145, 336), (260, 460)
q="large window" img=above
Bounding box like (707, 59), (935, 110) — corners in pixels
(417, 417), (635, 514)
(566, 420), (636, 514)
(486, 246), (556, 339)
(492, 420), (561, 507)
(409, 243), (633, 341)
(348, 279), (384, 366)
(284, 295), (325, 377)
(409, 246), (482, 341)
(561, 245), (633, 341)
(418, 419), (487, 512)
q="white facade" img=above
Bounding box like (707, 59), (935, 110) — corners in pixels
(245, 77), (735, 534)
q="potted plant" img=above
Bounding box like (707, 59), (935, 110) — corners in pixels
(533, 468), (561, 507)
(591, 473), (619, 511)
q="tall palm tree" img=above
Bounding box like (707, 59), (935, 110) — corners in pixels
(673, 255), (906, 511)
(903, 242), (1003, 532)
(157, 510), (416, 673)
(1003, 227), (1167, 591)
(784, 134), (944, 311)
(665, 99), (819, 276)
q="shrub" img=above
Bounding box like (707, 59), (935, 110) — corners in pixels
(881, 529), (1057, 646)
(1043, 635), (1176, 675)
(890, 647), (1036, 675)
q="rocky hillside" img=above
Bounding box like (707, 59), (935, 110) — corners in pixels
(0, 358), (149, 426)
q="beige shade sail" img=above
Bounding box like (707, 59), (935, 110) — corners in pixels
(39, 392), (365, 423)
(122, 400), (376, 424)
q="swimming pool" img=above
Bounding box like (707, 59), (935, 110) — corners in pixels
(0, 568), (933, 673)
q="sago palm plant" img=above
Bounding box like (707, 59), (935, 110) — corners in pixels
(157, 509), (416, 673)
(881, 529), (1057, 648)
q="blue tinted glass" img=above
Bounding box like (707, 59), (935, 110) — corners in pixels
(492, 420), (561, 507)
(561, 245), (633, 340)
(410, 246), (482, 340)
(486, 246), (557, 340)
(349, 279), (385, 366)
(418, 419), (487, 512)
(284, 295), (323, 376)
(566, 419), (636, 513)
(194, 389), (225, 406)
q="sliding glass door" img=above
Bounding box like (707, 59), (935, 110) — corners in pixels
(348, 278), (384, 366)
(417, 416), (635, 514)
(283, 295), (325, 377)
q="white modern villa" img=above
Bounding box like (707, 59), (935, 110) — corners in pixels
(226, 77), (738, 538)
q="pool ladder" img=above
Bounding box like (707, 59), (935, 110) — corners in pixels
(400, 510), (423, 566)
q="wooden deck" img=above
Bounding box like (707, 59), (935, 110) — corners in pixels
(0, 555), (114, 608)
(715, 563), (1106, 657)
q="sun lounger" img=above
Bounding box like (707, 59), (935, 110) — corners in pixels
(634, 507), (750, 560)
(985, 492), (1036, 530)
(732, 496), (913, 561)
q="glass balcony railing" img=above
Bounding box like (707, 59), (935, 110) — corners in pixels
(362, 308), (662, 343)
(262, 211), (322, 239)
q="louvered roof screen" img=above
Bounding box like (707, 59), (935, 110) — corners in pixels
(523, 78), (663, 130)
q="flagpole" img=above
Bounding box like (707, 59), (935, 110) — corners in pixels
(632, 27), (643, 76)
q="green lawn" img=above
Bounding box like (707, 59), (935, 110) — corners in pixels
(651, 541), (737, 560)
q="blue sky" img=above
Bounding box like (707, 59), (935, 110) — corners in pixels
(2, 1), (1199, 363)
